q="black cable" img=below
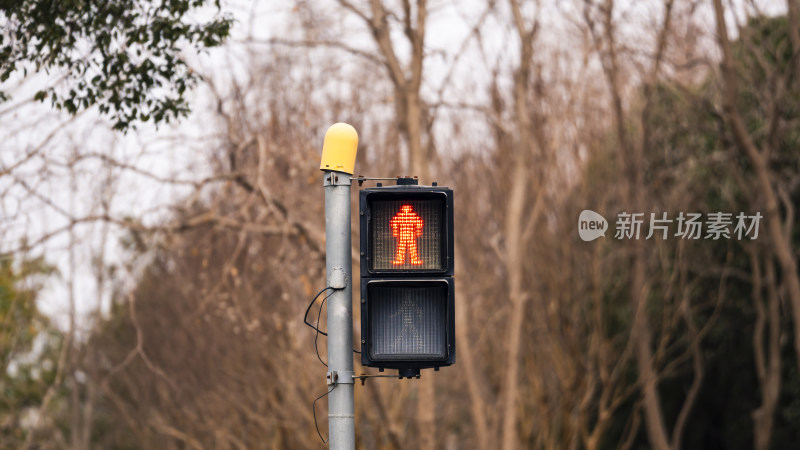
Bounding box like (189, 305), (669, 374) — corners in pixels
(313, 383), (337, 444)
(304, 286), (334, 336)
(303, 286), (362, 361)
(314, 291), (333, 367)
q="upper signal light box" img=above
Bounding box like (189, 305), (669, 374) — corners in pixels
(360, 185), (454, 277)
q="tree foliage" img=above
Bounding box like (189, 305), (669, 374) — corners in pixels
(0, 0), (232, 129)
(0, 255), (61, 448)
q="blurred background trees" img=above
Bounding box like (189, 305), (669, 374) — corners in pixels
(0, 256), (62, 448)
(2, 0), (800, 449)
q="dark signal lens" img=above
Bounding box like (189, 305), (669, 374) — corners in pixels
(368, 282), (448, 361)
(371, 199), (442, 270)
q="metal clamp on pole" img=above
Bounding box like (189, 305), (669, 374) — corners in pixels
(324, 172), (352, 187)
(327, 371), (356, 385)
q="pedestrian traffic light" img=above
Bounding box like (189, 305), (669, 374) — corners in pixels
(359, 181), (455, 378)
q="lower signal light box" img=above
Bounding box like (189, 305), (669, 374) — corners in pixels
(361, 278), (455, 374)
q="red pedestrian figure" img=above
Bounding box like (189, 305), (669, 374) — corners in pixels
(391, 204), (424, 266)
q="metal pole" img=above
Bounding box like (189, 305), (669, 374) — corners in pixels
(323, 170), (355, 450)
(319, 122), (357, 449)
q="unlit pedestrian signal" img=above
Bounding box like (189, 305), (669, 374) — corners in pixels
(359, 181), (455, 378)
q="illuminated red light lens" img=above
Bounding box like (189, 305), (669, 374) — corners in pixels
(390, 204), (424, 266)
(371, 199), (442, 271)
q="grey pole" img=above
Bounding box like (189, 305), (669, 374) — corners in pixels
(323, 170), (355, 449)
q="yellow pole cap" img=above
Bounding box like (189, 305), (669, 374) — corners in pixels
(320, 123), (358, 175)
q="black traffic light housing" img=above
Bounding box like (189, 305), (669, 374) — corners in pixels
(359, 183), (455, 378)
(360, 185), (454, 277)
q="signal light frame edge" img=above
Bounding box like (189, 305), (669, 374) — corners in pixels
(360, 277), (456, 370)
(359, 186), (454, 278)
